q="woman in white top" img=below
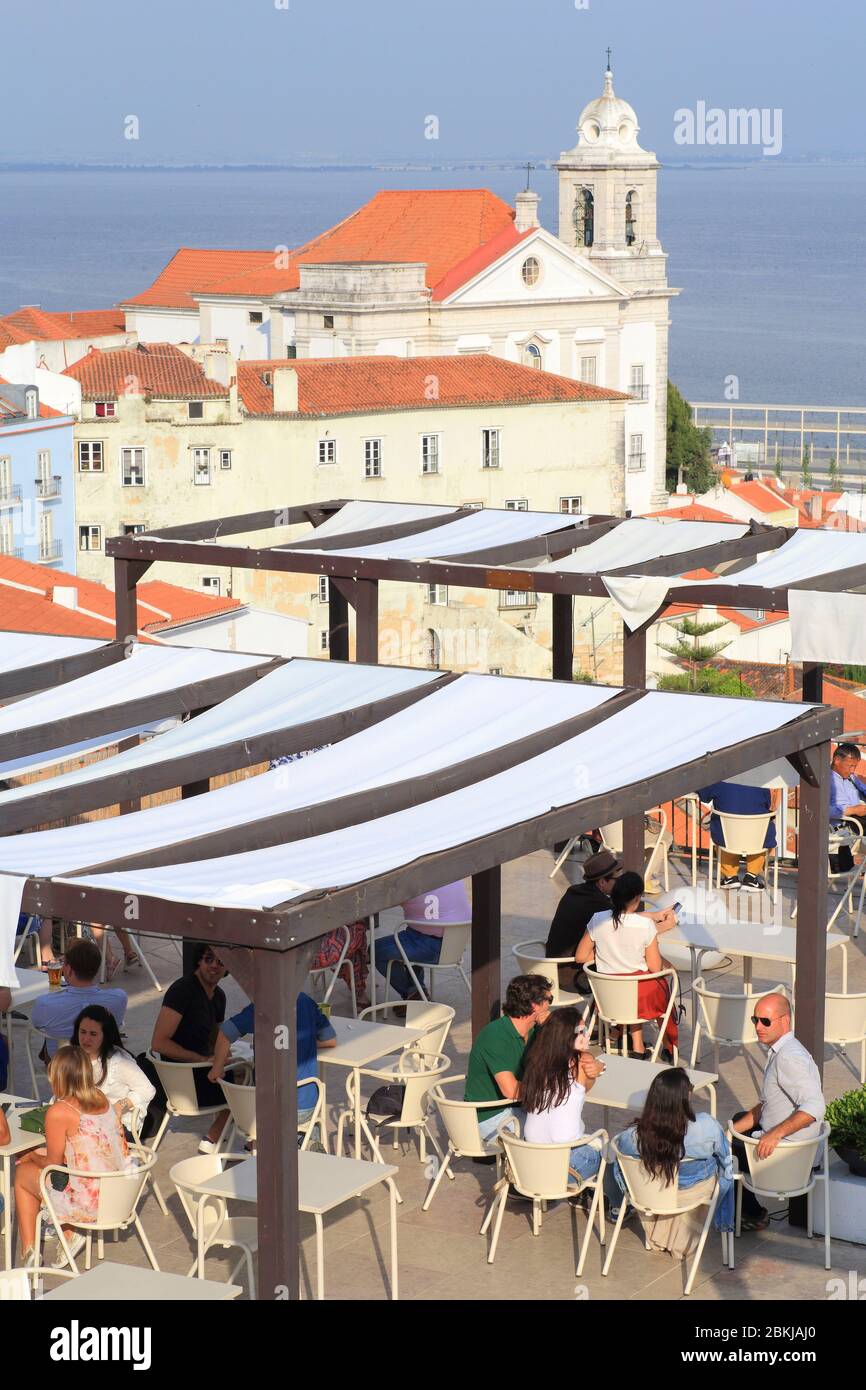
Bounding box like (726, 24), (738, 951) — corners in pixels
(575, 871), (677, 1060)
(71, 1005), (155, 1132)
(522, 1007), (606, 1181)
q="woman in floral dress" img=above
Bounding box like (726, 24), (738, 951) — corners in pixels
(14, 1044), (130, 1268)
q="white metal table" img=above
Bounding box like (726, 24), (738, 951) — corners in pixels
(585, 1055), (718, 1129)
(320, 1015), (426, 1160)
(196, 1150), (399, 1300)
(663, 920), (849, 994)
(0, 1094), (44, 1269)
(41, 1261), (242, 1301)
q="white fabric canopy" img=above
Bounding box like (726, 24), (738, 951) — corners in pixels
(601, 575), (673, 631)
(296, 500), (458, 540)
(0, 632), (105, 676)
(533, 518), (749, 576)
(0, 658), (437, 810)
(789, 590), (866, 664)
(0, 675), (611, 876)
(60, 689), (809, 911)
(0, 722), (176, 782)
(292, 508), (584, 562)
(682, 529), (866, 592)
(0, 642), (265, 738)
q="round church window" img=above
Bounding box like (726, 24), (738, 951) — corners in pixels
(521, 256), (541, 287)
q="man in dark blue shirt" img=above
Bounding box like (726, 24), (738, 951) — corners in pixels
(699, 780), (776, 891)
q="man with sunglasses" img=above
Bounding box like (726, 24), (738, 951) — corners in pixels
(729, 992), (825, 1230)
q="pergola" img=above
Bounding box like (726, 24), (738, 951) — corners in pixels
(0, 629), (839, 1298)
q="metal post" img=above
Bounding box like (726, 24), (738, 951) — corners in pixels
(328, 583), (350, 662)
(794, 745), (829, 1072)
(622, 618), (649, 874)
(351, 579), (379, 665)
(181, 779), (211, 974)
(552, 593), (573, 682)
(471, 866), (501, 1037)
(255, 947), (299, 1300)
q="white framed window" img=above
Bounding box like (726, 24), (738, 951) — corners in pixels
(188, 401), (204, 420)
(121, 447), (146, 486)
(219, 449), (232, 470)
(364, 438), (382, 478)
(319, 630), (330, 651)
(462, 500), (484, 510)
(248, 311), (263, 324)
(420, 434), (440, 475)
(426, 584), (448, 605)
(323, 314), (334, 329)
(39, 511), (53, 556)
(192, 448), (212, 485)
(201, 576), (222, 595)
(560, 496), (583, 514)
(94, 401), (116, 418)
(0, 457), (11, 500)
(123, 523), (146, 535)
(488, 667), (503, 676)
(79, 524), (101, 551)
(78, 441), (104, 472)
(317, 439), (337, 466)
(0, 517), (14, 554)
(481, 428), (500, 469)
(521, 256), (541, 287)
(629, 365), (649, 401)
(318, 576), (329, 603)
(36, 450), (51, 484)
(505, 498), (528, 511)
(579, 354), (597, 385)
(500, 589), (536, 609)
(522, 342), (543, 369)
(627, 434), (646, 471)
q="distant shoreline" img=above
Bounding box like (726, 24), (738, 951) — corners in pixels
(0, 157), (863, 174)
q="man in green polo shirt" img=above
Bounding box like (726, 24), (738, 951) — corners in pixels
(465, 974), (553, 1147)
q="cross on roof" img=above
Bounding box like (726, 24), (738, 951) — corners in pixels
(523, 160), (535, 191)
(606, 46), (612, 69)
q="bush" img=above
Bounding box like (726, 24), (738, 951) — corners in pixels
(657, 669), (754, 697)
(825, 1086), (866, 1159)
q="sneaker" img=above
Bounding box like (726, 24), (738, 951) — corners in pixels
(720, 874), (740, 889)
(741, 873), (766, 893)
(658, 1048), (676, 1065)
(52, 1232), (85, 1270)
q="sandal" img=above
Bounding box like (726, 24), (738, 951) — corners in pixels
(105, 951), (124, 981)
(124, 951), (141, 971)
(740, 1208), (770, 1232)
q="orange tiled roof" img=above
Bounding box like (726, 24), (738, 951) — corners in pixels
(0, 307), (126, 350)
(123, 190), (522, 307)
(62, 344), (228, 401)
(237, 354), (627, 417)
(726, 479), (794, 514)
(0, 375), (64, 421)
(716, 605), (788, 632)
(644, 501), (742, 523)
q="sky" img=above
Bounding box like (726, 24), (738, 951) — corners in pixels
(1, 0), (862, 164)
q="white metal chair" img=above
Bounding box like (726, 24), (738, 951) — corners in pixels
(602, 1137), (724, 1294)
(0, 1267), (75, 1299)
(689, 977), (790, 1070)
(146, 1051), (242, 1155)
(307, 924), (357, 1016)
(422, 1076), (510, 1212)
(706, 809), (778, 901)
(585, 964), (679, 1063)
(218, 1075), (328, 1153)
(359, 1000), (455, 1056)
(170, 1153), (258, 1296)
(601, 811), (671, 890)
(483, 1118), (608, 1275)
(35, 1145), (160, 1277)
(383, 921), (471, 1003)
(729, 1123), (831, 1271)
(96, 926), (161, 992)
(334, 1049), (451, 1170)
(826, 818), (866, 937)
(512, 940), (591, 1011)
(824, 991), (866, 1083)
(2, 1019), (46, 1101)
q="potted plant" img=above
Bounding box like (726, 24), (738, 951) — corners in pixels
(826, 1086), (866, 1177)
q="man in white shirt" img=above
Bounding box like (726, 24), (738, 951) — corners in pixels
(730, 992), (826, 1227)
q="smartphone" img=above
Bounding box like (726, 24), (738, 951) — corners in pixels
(672, 901), (683, 915)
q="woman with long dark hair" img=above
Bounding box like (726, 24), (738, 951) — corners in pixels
(612, 1068), (733, 1256)
(71, 1006), (155, 1133)
(574, 870), (678, 1059)
(522, 1006), (606, 1180)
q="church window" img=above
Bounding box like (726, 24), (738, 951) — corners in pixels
(521, 256), (541, 288)
(523, 342), (543, 370)
(579, 355), (597, 385)
(574, 187), (594, 248)
(625, 189), (637, 246)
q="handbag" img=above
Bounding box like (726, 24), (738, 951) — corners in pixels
(18, 1106), (48, 1135)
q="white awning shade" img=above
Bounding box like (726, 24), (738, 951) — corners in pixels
(533, 518), (750, 575)
(0, 632), (106, 676)
(288, 507), (585, 562)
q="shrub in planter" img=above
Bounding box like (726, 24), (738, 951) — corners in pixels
(826, 1086), (866, 1177)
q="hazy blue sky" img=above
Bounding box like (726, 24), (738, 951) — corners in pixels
(2, 0), (861, 163)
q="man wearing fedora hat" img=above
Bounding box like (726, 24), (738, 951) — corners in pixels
(546, 849), (625, 992)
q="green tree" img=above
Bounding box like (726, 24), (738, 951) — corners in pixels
(801, 445), (813, 489)
(666, 382), (714, 494)
(658, 615), (731, 691)
(657, 668), (755, 697)
(828, 454), (840, 487)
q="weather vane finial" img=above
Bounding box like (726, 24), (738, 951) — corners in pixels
(606, 46), (612, 71)
(524, 160), (535, 191)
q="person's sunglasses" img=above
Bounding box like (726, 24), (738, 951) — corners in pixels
(751, 1013), (788, 1027)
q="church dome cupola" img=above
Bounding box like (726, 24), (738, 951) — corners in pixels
(577, 64), (644, 153)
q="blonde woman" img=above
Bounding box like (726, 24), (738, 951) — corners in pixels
(14, 1044), (130, 1268)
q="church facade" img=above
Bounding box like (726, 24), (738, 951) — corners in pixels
(122, 67), (675, 511)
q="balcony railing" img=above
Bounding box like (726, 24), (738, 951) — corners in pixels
(0, 484), (22, 508)
(38, 539), (63, 562)
(0, 547), (23, 559)
(628, 384), (651, 402)
(36, 474), (62, 500)
(627, 452), (647, 472)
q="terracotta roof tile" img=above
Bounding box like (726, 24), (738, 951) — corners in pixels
(0, 307), (126, 350)
(120, 249), (278, 309)
(62, 344), (228, 401)
(644, 501), (742, 523)
(237, 354), (627, 417)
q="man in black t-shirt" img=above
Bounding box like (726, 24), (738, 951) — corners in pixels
(147, 944), (231, 1151)
(546, 849), (624, 991)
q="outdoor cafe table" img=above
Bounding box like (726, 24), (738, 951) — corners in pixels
(0, 1093), (44, 1269)
(320, 1014), (427, 1159)
(194, 1151), (399, 1300)
(41, 1261), (242, 1301)
(584, 1055), (718, 1132)
(3, 968), (50, 1087)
